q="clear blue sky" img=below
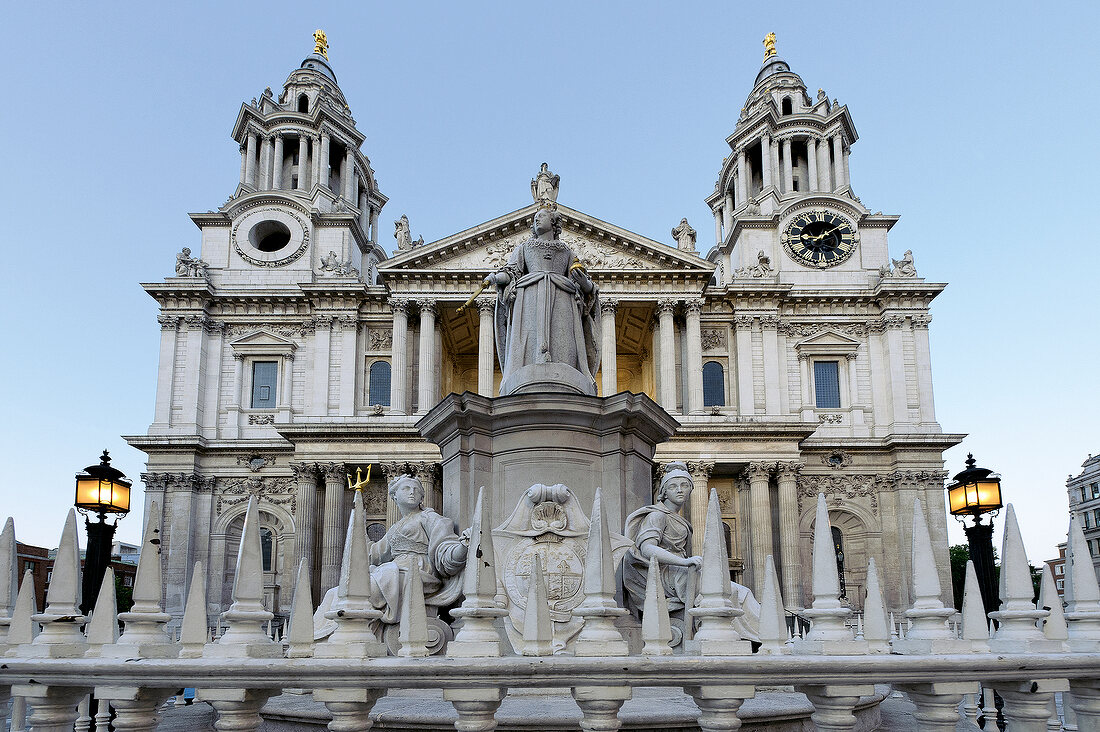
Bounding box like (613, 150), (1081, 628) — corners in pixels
(2, 2), (1097, 566)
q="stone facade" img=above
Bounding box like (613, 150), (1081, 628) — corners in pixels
(1066, 453), (1100, 580)
(125, 43), (961, 625)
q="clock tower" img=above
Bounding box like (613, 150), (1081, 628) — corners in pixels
(705, 34), (899, 285)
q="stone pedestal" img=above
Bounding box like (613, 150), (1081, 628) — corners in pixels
(418, 391), (678, 530)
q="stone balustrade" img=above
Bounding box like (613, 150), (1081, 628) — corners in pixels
(1, 494), (1099, 732)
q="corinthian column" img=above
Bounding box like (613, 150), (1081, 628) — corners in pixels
(320, 463), (347, 591)
(745, 461), (774, 595)
(831, 134), (844, 192)
(806, 137), (818, 192)
(656, 299), (677, 411)
(736, 148), (748, 204)
(291, 463), (320, 603)
(318, 131), (330, 189)
(271, 134), (284, 189)
(684, 299), (704, 413)
(760, 133), (773, 190)
(245, 132), (258, 187)
(389, 298), (409, 413)
(296, 135), (309, 191)
(781, 137), (793, 193)
(600, 300), (618, 396)
(476, 298), (496, 396)
(687, 461), (715, 556)
(775, 461), (804, 610)
(416, 300), (438, 413)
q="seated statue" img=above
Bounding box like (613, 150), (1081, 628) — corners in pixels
(315, 475), (467, 645)
(622, 463), (761, 643)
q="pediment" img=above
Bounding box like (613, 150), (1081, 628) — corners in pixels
(229, 330), (297, 355)
(379, 203), (714, 277)
(794, 329), (860, 354)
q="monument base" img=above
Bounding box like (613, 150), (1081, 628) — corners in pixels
(417, 391), (678, 530)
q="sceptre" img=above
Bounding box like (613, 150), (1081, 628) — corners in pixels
(457, 278), (491, 313)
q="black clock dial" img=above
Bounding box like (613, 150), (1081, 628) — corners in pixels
(782, 211), (857, 268)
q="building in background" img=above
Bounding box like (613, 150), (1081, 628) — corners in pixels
(1046, 543), (1068, 599)
(14, 541), (137, 612)
(125, 35), (962, 626)
(1067, 453), (1100, 577)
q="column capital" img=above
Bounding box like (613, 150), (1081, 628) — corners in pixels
(733, 314), (755, 329)
(743, 461), (775, 479)
(775, 460), (806, 478)
(599, 299), (618, 316)
(759, 314), (779, 329)
(476, 297), (496, 315)
(416, 299), (438, 318)
(290, 462), (320, 481)
(684, 298), (704, 316)
(388, 297), (410, 314)
(380, 460), (410, 481)
(655, 298), (677, 317)
(321, 463), (347, 483)
(687, 460), (715, 479)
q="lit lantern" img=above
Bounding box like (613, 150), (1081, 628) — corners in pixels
(74, 450), (132, 516)
(946, 453), (1002, 518)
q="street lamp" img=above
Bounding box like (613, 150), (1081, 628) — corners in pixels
(75, 450), (132, 616)
(946, 452), (1003, 616)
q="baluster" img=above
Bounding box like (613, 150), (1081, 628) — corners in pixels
(203, 690), (276, 732)
(1068, 682), (1100, 730)
(447, 688), (506, 732)
(313, 689), (385, 732)
(94, 699), (111, 730)
(896, 683), (977, 732)
(999, 683), (1066, 732)
(1048, 695), (1063, 730)
(797, 686), (875, 732)
(572, 686), (631, 732)
(11, 697), (28, 732)
(685, 685), (755, 732)
(104, 688), (173, 731)
(961, 692), (979, 725)
(74, 694), (92, 732)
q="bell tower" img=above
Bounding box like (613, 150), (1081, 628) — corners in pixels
(705, 34), (899, 284)
(187, 30), (388, 287)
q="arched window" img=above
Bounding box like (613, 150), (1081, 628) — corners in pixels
(702, 361), (725, 407)
(297, 94), (309, 113)
(782, 96), (793, 115)
(832, 526), (846, 599)
(260, 527), (274, 572)
(369, 361), (391, 406)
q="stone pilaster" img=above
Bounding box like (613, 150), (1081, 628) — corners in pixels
(733, 315), (755, 416)
(760, 314), (780, 415)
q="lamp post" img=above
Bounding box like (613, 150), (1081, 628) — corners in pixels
(945, 452), (1003, 616)
(75, 450), (132, 616)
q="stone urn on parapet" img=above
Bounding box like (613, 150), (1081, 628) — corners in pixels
(417, 166), (678, 531)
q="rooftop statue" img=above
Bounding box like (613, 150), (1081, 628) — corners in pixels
(671, 218), (697, 252)
(394, 214), (414, 251)
(530, 162), (560, 205)
(763, 32), (777, 60)
(622, 462), (761, 644)
(485, 206), (601, 396)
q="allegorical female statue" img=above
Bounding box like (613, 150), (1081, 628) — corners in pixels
(365, 475), (468, 625)
(484, 206), (601, 396)
(622, 462), (761, 642)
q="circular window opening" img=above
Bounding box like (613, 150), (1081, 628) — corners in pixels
(248, 220), (292, 252)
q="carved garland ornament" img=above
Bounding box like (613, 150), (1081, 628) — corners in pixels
(701, 329), (727, 351)
(216, 476), (295, 514)
(797, 473), (887, 516)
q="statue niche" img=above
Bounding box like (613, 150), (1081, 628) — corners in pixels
(485, 206), (601, 396)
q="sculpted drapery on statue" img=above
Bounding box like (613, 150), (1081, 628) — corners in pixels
(622, 462), (761, 643)
(485, 205), (601, 396)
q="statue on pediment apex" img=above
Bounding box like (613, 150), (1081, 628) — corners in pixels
(531, 162), (560, 205)
(394, 214), (413, 251)
(672, 218), (697, 252)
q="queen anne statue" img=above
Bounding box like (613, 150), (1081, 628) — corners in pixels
(484, 205), (601, 396)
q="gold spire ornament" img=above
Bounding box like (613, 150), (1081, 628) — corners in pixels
(313, 29), (329, 59)
(763, 32), (777, 60)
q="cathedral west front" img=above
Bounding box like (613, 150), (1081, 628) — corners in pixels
(126, 32), (962, 628)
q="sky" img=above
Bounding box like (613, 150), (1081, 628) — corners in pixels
(1, 2), (1097, 565)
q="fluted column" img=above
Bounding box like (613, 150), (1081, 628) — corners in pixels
(238, 143), (248, 186)
(475, 298), (496, 397)
(760, 134), (772, 190)
(723, 193), (734, 235)
(656, 299), (677, 411)
(746, 461), (773, 594)
(370, 209), (379, 245)
(713, 209), (723, 247)
(776, 461), (804, 610)
(414, 462), (442, 513)
(245, 132), (258, 187)
(388, 299), (409, 413)
(733, 315), (755, 416)
(296, 135), (308, 191)
(318, 131), (330, 189)
(761, 315), (781, 415)
(736, 148), (748, 204)
(687, 461), (714, 556)
(261, 136), (274, 189)
(417, 300), (438, 413)
(381, 462), (406, 527)
(271, 134), (284, 189)
(781, 137), (793, 193)
(912, 315), (935, 424)
(291, 463), (320, 604)
(684, 299), (704, 413)
(358, 191), (369, 232)
(344, 146), (356, 200)
(337, 316), (358, 416)
(831, 134), (844, 192)
(600, 300), (618, 396)
(806, 137), (819, 192)
(320, 463), (347, 591)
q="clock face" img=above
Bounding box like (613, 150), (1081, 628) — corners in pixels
(782, 210), (858, 268)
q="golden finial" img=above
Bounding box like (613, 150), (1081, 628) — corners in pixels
(763, 32), (777, 60)
(313, 29), (329, 59)
(347, 464), (371, 492)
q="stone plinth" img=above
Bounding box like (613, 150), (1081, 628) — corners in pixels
(418, 391), (678, 530)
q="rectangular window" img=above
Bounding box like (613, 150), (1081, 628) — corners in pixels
(23, 561), (33, 573)
(1057, 579), (1064, 591)
(1056, 564), (1064, 576)
(1086, 512), (1092, 529)
(1093, 508), (1100, 527)
(251, 361), (278, 408)
(814, 361), (841, 409)
(1093, 483), (1100, 499)
(1084, 487), (1090, 503)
